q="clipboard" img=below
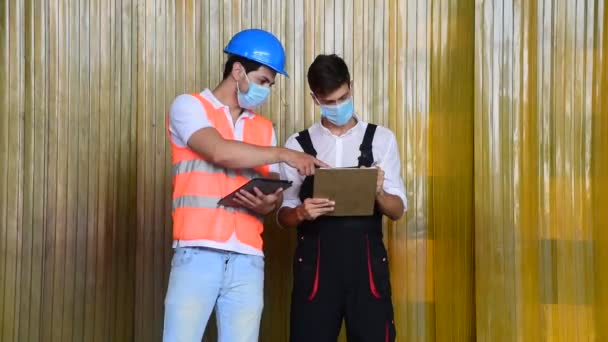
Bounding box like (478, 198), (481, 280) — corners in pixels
(313, 167), (378, 216)
(217, 178), (292, 207)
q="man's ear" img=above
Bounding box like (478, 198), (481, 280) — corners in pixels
(231, 62), (245, 81)
(310, 92), (320, 105)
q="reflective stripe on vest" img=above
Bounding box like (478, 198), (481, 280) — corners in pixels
(168, 92), (273, 250)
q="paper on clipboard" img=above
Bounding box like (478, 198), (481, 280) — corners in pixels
(313, 167), (378, 216)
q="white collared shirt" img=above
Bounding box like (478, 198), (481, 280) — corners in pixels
(280, 118), (407, 211)
(169, 89), (279, 256)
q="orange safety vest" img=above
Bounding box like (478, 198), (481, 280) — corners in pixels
(168, 93), (273, 251)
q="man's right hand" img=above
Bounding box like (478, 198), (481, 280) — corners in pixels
(280, 149), (328, 176)
(296, 198), (335, 221)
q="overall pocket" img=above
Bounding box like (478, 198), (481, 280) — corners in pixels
(366, 234), (391, 298)
(292, 233), (320, 301)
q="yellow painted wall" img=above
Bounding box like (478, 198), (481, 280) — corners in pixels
(0, 0), (605, 341)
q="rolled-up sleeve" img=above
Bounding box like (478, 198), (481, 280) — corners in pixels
(279, 134), (305, 209)
(379, 132), (407, 211)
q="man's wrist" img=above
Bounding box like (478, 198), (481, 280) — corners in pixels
(295, 205), (306, 223)
(263, 204), (276, 215)
(276, 147), (288, 164)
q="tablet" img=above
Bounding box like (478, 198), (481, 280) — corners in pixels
(217, 178), (293, 207)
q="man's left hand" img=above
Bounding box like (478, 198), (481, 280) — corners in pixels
(234, 187), (283, 215)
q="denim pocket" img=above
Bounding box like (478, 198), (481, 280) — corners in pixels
(171, 248), (193, 268)
(249, 255), (265, 270)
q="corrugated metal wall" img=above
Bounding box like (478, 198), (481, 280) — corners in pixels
(1, 0), (138, 341)
(0, 0), (605, 341)
(475, 0), (608, 340)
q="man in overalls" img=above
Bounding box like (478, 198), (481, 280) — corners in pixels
(278, 54), (407, 342)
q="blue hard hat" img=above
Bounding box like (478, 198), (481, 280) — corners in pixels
(224, 29), (288, 77)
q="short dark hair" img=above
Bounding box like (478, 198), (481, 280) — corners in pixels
(223, 55), (264, 79)
(307, 54), (351, 96)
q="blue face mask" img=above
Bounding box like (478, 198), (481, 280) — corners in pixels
(237, 73), (271, 109)
(320, 97), (354, 126)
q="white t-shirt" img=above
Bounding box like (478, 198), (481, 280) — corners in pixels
(169, 89), (279, 256)
(280, 118), (407, 212)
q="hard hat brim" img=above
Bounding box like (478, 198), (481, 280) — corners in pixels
(224, 49), (289, 77)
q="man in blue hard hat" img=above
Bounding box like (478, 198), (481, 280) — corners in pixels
(163, 29), (326, 342)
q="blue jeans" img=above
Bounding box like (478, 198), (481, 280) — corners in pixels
(163, 247), (265, 342)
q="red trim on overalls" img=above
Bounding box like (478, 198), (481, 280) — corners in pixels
(366, 235), (381, 299)
(385, 321), (389, 342)
(308, 237), (321, 301)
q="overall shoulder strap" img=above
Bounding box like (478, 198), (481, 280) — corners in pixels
(295, 129), (318, 157)
(357, 124), (377, 167)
